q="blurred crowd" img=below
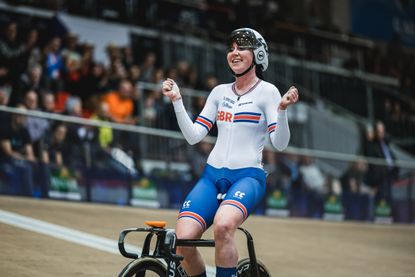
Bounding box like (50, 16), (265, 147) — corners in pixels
(188, 121), (402, 221)
(0, 19), (218, 197)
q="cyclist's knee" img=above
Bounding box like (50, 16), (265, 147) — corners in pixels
(213, 207), (241, 241)
(213, 219), (237, 242)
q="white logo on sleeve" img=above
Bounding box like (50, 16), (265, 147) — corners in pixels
(182, 200), (191, 209)
(234, 191), (245, 199)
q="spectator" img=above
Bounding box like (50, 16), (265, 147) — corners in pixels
(0, 105), (36, 196)
(101, 79), (136, 124)
(122, 46), (135, 69)
(106, 43), (122, 64)
(44, 123), (70, 167)
(187, 65), (199, 89)
(11, 63), (45, 106)
(152, 68), (165, 85)
(107, 57), (128, 89)
(0, 84), (12, 107)
(65, 96), (83, 117)
(22, 90), (50, 161)
(131, 77), (142, 123)
(201, 73), (218, 91)
(341, 158), (373, 220)
(263, 149), (278, 178)
(142, 93), (158, 127)
(64, 96), (95, 168)
(40, 92), (56, 113)
(61, 33), (82, 94)
(299, 155), (327, 218)
(0, 84), (12, 124)
(79, 42), (96, 83)
(26, 28), (42, 71)
(101, 79), (141, 160)
(175, 60), (191, 86)
(139, 52), (157, 82)
(147, 68), (166, 128)
(65, 95), (87, 145)
(80, 62), (108, 110)
(44, 36), (64, 92)
(362, 123), (378, 157)
(373, 121), (399, 204)
(128, 64), (141, 84)
(263, 150), (286, 208)
(0, 21), (33, 86)
(278, 153), (303, 216)
(91, 102), (113, 149)
(165, 66), (178, 82)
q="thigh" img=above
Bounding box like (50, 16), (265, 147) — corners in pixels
(178, 176), (220, 231)
(222, 177), (265, 221)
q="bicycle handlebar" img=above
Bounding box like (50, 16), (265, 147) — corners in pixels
(118, 226), (256, 265)
(118, 228), (139, 259)
(118, 227), (167, 259)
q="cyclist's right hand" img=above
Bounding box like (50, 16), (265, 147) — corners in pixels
(162, 78), (182, 102)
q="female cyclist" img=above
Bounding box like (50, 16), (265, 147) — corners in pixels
(162, 28), (299, 277)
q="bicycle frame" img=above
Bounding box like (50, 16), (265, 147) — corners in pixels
(118, 226), (261, 276)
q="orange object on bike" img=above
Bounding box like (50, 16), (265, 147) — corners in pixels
(145, 221), (167, 228)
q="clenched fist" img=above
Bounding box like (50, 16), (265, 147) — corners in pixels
(162, 78), (182, 102)
(279, 86), (299, 110)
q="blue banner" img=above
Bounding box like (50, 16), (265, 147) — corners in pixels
(350, 0), (415, 46)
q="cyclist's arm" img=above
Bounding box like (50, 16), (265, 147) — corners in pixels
(263, 86), (290, 151)
(172, 89), (218, 145)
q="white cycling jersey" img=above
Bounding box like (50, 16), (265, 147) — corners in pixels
(172, 79), (290, 169)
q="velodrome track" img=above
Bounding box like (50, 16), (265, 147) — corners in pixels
(0, 195), (414, 277)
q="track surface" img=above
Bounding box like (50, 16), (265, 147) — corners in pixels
(0, 196), (414, 277)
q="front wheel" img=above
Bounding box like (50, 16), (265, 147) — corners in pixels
(237, 258), (271, 277)
(119, 257), (167, 277)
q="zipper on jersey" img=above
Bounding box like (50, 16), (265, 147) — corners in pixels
(224, 95), (239, 166)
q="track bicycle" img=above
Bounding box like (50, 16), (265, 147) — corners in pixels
(118, 221), (270, 276)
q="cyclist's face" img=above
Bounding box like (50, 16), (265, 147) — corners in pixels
(227, 42), (254, 75)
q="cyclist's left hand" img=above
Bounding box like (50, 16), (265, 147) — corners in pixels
(279, 86), (299, 110)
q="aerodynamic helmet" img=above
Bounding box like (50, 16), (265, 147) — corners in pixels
(228, 28), (269, 73)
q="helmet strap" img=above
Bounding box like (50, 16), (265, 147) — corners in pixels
(231, 62), (255, 78)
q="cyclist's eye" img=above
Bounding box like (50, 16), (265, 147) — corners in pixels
(238, 46), (251, 51)
(227, 46), (250, 53)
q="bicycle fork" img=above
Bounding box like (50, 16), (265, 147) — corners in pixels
(165, 230), (188, 277)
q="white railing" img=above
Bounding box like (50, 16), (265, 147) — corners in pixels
(1, 105), (414, 170)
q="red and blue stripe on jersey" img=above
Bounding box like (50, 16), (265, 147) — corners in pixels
(195, 115), (213, 132)
(178, 211), (207, 230)
(233, 112), (261, 124)
(221, 199), (248, 220)
(268, 122), (277, 133)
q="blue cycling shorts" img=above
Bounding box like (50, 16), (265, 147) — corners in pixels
(178, 164), (266, 230)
